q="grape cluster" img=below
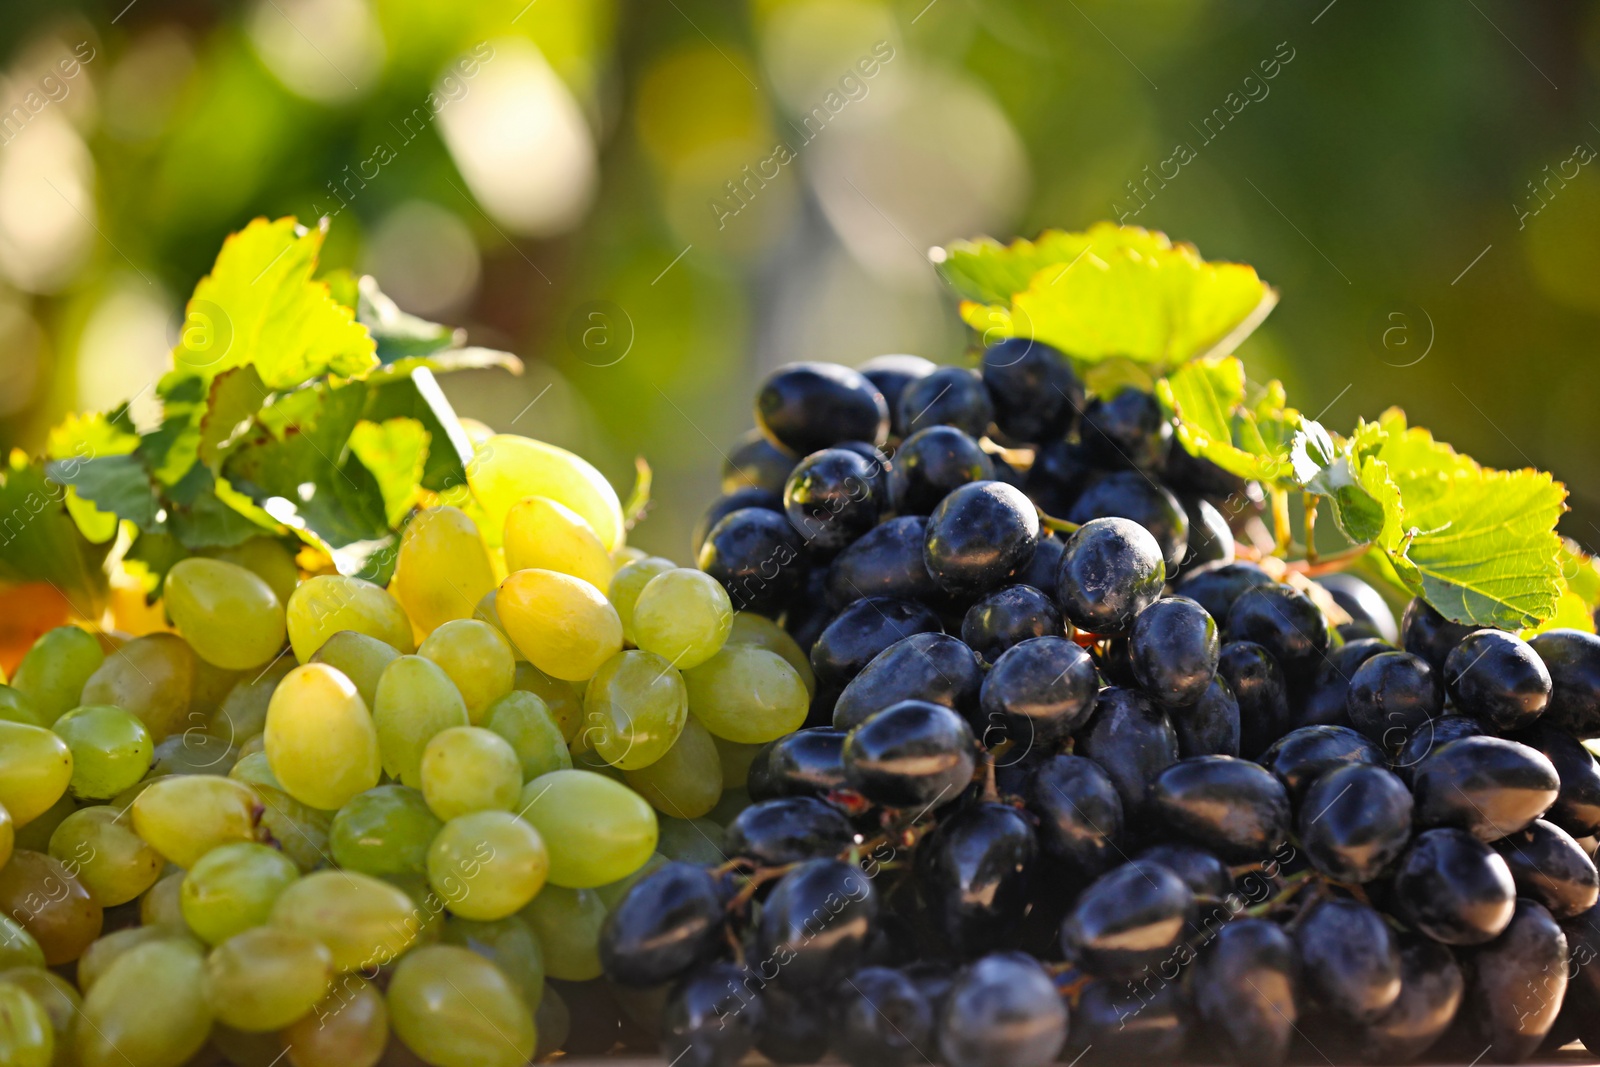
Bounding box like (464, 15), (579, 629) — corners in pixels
(617, 346), (1600, 1067)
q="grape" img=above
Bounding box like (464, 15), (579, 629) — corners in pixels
(138, 872), (186, 931)
(190, 657), (247, 721)
(1026, 754), (1123, 874)
(824, 516), (941, 611)
(1177, 494), (1234, 576)
(1297, 636), (1390, 729)
(76, 938), (210, 1067)
(1068, 979), (1188, 1065)
(497, 568), (624, 681)
(1192, 919), (1297, 1067)
(755, 362), (889, 455)
(387, 943), (537, 1067)
(896, 366), (991, 439)
(599, 861), (726, 987)
(1298, 763), (1413, 883)
(1076, 687), (1178, 816)
(937, 953), (1067, 1067)
(0, 915), (44, 971)
(1173, 677), (1241, 758)
(512, 662), (584, 742)
(0, 983), (52, 1067)
(178, 840), (299, 944)
(756, 983), (829, 1065)
(829, 966), (932, 1067)
(532, 985), (571, 1062)
(328, 784), (439, 877)
(1056, 517), (1166, 635)
(1217, 641), (1290, 758)
(199, 535), (299, 603)
(371, 655), (469, 787)
(47, 807), (161, 906)
(391, 507), (499, 636)
(420, 726), (522, 819)
(1173, 561), (1274, 629)
(285, 575), (414, 662)
(711, 735), (764, 788)
(581, 650), (688, 770)
(842, 701), (977, 810)
(1080, 387), (1171, 470)
(1465, 900), (1567, 1062)
(1356, 936), (1463, 1064)
(834, 632), (982, 731)
(1224, 582), (1330, 684)
(656, 817), (727, 865)
(1411, 736), (1558, 841)
(11, 626), (103, 723)
(517, 770), (657, 888)
(1147, 756), (1290, 862)
(204, 926), (332, 1030)
(782, 448), (883, 556)
(1393, 827), (1516, 944)
(1345, 650), (1441, 753)
(758, 858), (877, 988)
(860, 353), (936, 437)
(0, 850), (100, 965)
(306, 630), (398, 709)
(977, 636), (1098, 751)
(1129, 596), (1220, 707)
(609, 555), (675, 644)
(269, 870), (419, 971)
(1061, 860), (1191, 978)
(1490, 818), (1599, 918)
(437, 915), (546, 1012)
(1511, 721), (1600, 836)
(978, 337), (1080, 444)
(207, 656), (295, 745)
(280, 974), (388, 1067)
(623, 716), (723, 819)
(0, 804), (9, 871)
(725, 797), (852, 866)
(1528, 628), (1600, 737)
(164, 557), (287, 670)
(661, 961), (764, 1067)
(811, 597), (943, 689)
(1025, 439), (1092, 517)
(683, 646), (808, 744)
(1293, 898), (1400, 1023)
(919, 802), (1037, 953)
(253, 782), (333, 874)
(889, 428), (994, 517)
(722, 428), (798, 496)
(746, 730), (847, 801)
(0, 688), (44, 728)
(632, 569), (734, 669)
(427, 810), (549, 921)
(1068, 472), (1189, 570)
(416, 619), (516, 725)
(0, 968), (77, 1065)
(961, 585), (1063, 665)
(923, 481), (1039, 598)
(1136, 842), (1232, 898)
(149, 730), (236, 777)
(1395, 714), (1487, 783)
(265, 663), (381, 810)
(129, 775), (262, 868)
(504, 495), (616, 591)
(483, 691), (572, 782)
(524, 884), (607, 981)
(1400, 597), (1477, 673)
(0, 722), (71, 825)
(696, 506), (808, 617)
(80, 633), (194, 741)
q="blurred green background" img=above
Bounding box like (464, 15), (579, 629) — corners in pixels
(1, 0), (1598, 559)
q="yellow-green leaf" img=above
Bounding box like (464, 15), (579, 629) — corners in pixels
(348, 418), (429, 528)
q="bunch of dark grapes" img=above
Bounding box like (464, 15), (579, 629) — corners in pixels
(601, 344), (1600, 1067)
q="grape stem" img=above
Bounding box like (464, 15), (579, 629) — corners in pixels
(1270, 489), (1293, 556)
(1242, 870), (1316, 918)
(1302, 493), (1319, 564)
(1036, 508), (1080, 535)
(1284, 543), (1370, 576)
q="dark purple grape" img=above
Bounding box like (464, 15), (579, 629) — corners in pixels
(724, 797), (853, 866)
(842, 700), (977, 810)
(1174, 677), (1241, 758)
(1130, 597), (1220, 708)
(1259, 724), (1385, 804)
(662, 962), (764, 1067)
(1062, 860), (1192, 978)
(1026, 754), (1124, 875)
(757, 983), (829, 1064)
(1135, 842), (1233, 898)
(756, 859), (878, 989)
(1055, 517), (1166, 635)
(917, 802), (1037, 954)
(1293, 898), (1401, 1023)
(980, 338), (1083, 445)
(961, 585), (1063, 665)
(1166, 443), (1249, 499)
(1173, 561), (1275, 629)
(757, 362), (888, 455)
(747, 730), (847, 801)
(1066, 980), (1190, 1064)
(1225, 583), (1330, 682)
(1080, 388), (1171, 471)
(1012, 534), (1064, 594)
(1216, 641), (1290, 759)
(824, 516), (940, 608)
(1529, 629), (1600, 737)
(1445, 629), (1552, 732)
(1193, 919), (1298, 1067)
(937, 953), (1068, 1067)
(723, 429), (798, 496)
(1315, 573), (1399, 645)
(1178, 495), (1234, 577)
(1392, 827), (1516, 944)
(1148, 756), (1290, 862)
(600, 862), (728, 987)
(1411, 736), (1558, 842)
(1298, 763), (1412, 883)
(783, 448), (882, 556)
(1463, 899), (1568, 1063)
(831, 966), (934, 1067)
(1400, 597), (1476, 673)
(1025, 439), (1094, 517)
(784, 568), (833, 653)
(810, 597), (942, 689)
(889, 426), (994, 515)
(989, 452), (1024, 489)
(923, 481), (1039, 599)
(1067, 471), (1189, 570)
(1295, 637), (1391, 729)
(1563, 902), (1600, 1053)
(1393, 714), (1484, 781)
(835, 440), (894, 505)
(833, 633), (982, 731)
(1076, 687), (1179, 816)
(698, 507), (808, 617)
(896, 366), (993, 439)
(1510, 722), (1600, 837)
(860, 354), (936, 439)
(1491, 819), (1600, 919)
(1346, 651), (1442, 752)
(1355, 936), (1463, 1065)
(695, 488), (783, 555)
(980, 636), (1099, 750)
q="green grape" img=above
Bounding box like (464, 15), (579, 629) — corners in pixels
(384, 872), (446, 946)
(426, 811), (548, 921)
(706, 785), (752, 826)
(265, 664), (381, 811)
(484, 691), (572, 782)
(139, 872), (186, 931)
(0, 722), (71, 825)
(0, 983), (52, 1067)
(10, 793), (72, 855)
(188, 657), (246, 720)
(308, 631), (399, 710)
(228, 751), (281, 792)
(76, 927), (172, 993)
(656, 817), (728, 865)
(580, 650), (687, 770)
(608, 556), (675, 645)
(11, 627), (103, 724)
(512, 662), (583, 742)
(0, 687), (46, 728)
(209, 1024), (284, 1066)
(521, 884), (606, 981)
(75, 938), (211, 1067)
(683, 645), (808, 743)
(180, 842), (300, 945)
(473, 589), (521, 658)
(285, 575), (414, 663)
(439, 914), (545, 1008)
(281, 974), (388, 1067)
(237, 733), (266, 759)
(130, 775), (263, 869)
(420, 727), (522, 820)
(0, 915), (45, 971)
(419, 619), (516, 724)
(711, 735), (764, 789)
(150, 731), (236, 778)
(631, 568), (733, 669)
(0, 851), (101, 965)
(386, 944), (537, 1067)
(47, 807), (161, 907)
(0, 967), (78, 1067)
(533, 985), (571, 1062)
(467, 432), (626, 552)
(391, 506), (498, 637)
(517, 770), (657, 888)
(204, 926), (333, 1031)
(496, 569), (623, 682)
(201, 536), (300, 606)
(328, 785), (441, 877)
(624, 716), (723, 819)
(79, 634), (195, 741)
(372, 656), (469, 788)
(503, 495), (616, 592)
(268, 870), (419, 972)
(0, 802), (10, 870)
(253, 784), (333, 873)
(52, 706), (153, 800)
(727, 610), (816, 694)
(208, 655), (296, 743)
(592, 851), (668, 912)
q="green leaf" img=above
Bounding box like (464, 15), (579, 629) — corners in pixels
(198, 365), (270, 469)
(123, 530), (186, 602)
(347, 419), (429, 528)
(358, 275), (465, 362)
(43, 455), (161, 531)
(165, 465), (275, 549)
(0, 451), (110, 614)
(45, 412), (140, 544)
(1156, 357), (1314, 487)
(1559, 538), (1600, 611)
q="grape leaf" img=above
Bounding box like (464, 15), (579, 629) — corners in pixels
(0, 451), (111, 614)
(358, 274), (465, 362)
(198, 365), (270, 469)
(1156, 357), (1322, 488)
(165, 465), (274, 549)
(45, 412), (140, 544)
(43, 455), (161, 531)
(1559, 538), (1600, 610)
(348, 418), (429, 527)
